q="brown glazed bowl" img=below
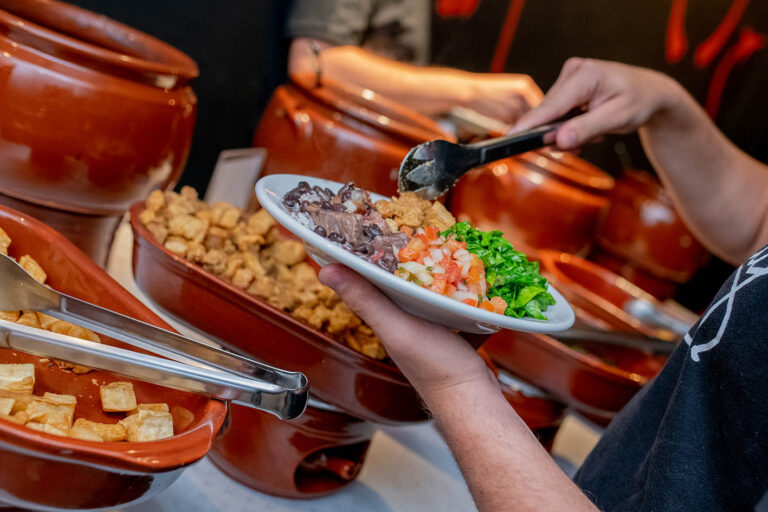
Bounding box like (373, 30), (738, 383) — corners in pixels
(591, 169), (709, 299)
(449, 150), (614, 257)
(209, 401), (375, 498)
(0, 205), (226, 510)
(538, 250), (682, 340)
(254, 73), (453, 197)
(0, 0), (197, 262)
(130, 204), (427, 425)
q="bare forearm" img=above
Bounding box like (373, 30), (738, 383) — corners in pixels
(424, 379), (597, 512)
(639, 81), (768, 263)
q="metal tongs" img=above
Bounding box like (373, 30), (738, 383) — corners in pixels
(398, 108), (584, 199)
(0, 254), (308, 420)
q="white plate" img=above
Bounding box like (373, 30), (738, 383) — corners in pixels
(256, 175), (575, 334)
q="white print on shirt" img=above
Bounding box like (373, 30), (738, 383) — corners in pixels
(684, 245), (768, 362)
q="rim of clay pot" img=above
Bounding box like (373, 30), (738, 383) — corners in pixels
(291, 72), (454, 145)
(0, 0), (198, 87)
(0, 204), (226, 473)
(519, 151), (615, 194)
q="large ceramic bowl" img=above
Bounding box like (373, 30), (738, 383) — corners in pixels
(0, 0), (197, 263)
(449, 150), (614, 257)
(592, 169), (709, 299)
(209, 400), (375, 498)
(254, 73), (453, 197)
(129, 204), (427, 425)
(0, 205), (226, 510)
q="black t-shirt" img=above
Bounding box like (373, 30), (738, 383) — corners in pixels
(575, 245), (768, 511)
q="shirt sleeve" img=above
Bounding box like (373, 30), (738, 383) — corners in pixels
(286, 0), (377, 46)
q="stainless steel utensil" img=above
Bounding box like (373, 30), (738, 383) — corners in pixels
(398, 109), (582, 199)
(552, 327), (678, 355)
(624, 298), (694, 337)
(0, 254), (308, 420)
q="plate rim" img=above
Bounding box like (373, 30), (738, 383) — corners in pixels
(256, 174), (575, 334)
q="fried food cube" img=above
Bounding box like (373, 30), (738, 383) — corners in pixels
(18, 255), (47, 283)
(217, 207), (241, 229)
(262, 240), (306, 266)
(164, 236), (188, 257)
(0, 227), (10, 255)
(204, 226), (230, 250)
(127, 403), (170, 416)
(0, 310), (19, 322)
(170, 406), (195, 433)
(0, 411), (27, 425)
(138, 208), (156, 226)
(37, 313), (59, 330)
(100, 382), (137, 412)
(0, 397), (14, 415)
(0, 364), (35, 394)
(26, 422), (68, 437)
(120, 409), (174, 442)
(145, 222), (169, 244)
(68, 424), (104, 442)
(231, 267), (254, 289)
(48, 320), (94, 341)
(168, 214), (209, 243)
(424, 201), (456, 231)
(247, 209), (276, 237)
(71, 418), (127, 442)
(26, 395), (76, 431)
(0, 389), (34, 413)
(185, 241), (206, 262)
(16, 311), (41, 329)
(145, 189), (165, 212)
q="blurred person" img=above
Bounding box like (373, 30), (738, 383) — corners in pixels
(319, 58), (768, 511)
(286, 0), (543, 124)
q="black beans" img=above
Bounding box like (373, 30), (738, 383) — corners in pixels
(363, 224), (383, 239)
(297, 181), (310, 190)
(313, 226), (327, 237)
(332, 202), (347, 212)
(328, 232), (346, 244)
(283, 196), (297, 207)
(379, 252), (398, 272)
(321, 201), (333, 210)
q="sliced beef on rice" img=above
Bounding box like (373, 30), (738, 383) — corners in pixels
(372, 232), (408, 254)
(306, 206), (367, 245)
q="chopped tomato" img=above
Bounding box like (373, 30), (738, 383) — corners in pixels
(416, 251), (426, 264)
(446, 284), (458, 296)
(479, 299), (495, 312)
(466, 260), (485, 284)
(490, 296), (507, 314)
(407, 237), (426, 253)
(440, 258), (461, 283)
(430, 274), (447, 294)
(462, 298), (478, 307)
(444, 239), (467, 254)
(400, 226), (413, 237)
(424, 226), (440, 242)
(398, 246), (418, 262)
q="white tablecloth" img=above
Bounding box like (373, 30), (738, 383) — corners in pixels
(106, 221), (601, 512)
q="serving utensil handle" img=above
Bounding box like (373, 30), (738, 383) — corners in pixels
(0, 319), (308, 419)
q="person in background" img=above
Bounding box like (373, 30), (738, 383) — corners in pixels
(286, 0), (542, 124)
(318, 58), (768, 511)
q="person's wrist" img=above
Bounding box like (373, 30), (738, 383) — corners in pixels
(646, 72), (691, 127)
(419, 366), (501, 413)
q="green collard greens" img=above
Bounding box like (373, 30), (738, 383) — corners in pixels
(442, 222), (555, 319)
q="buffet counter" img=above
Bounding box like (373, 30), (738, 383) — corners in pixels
(106, 220), (602, 512)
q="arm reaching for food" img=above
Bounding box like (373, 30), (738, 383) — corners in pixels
(289, 38), (543, 124)
(513, 58), (768, 264)
(319, 264), (597, 512)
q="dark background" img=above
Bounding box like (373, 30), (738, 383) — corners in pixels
(68, 0), (292, 196)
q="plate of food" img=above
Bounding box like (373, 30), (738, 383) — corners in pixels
(256, 175), (574, 334)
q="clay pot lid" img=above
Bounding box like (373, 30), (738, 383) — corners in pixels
(291, 72), (454, 144)
(0, 0), (198, 87)
(519, 149), (615, 193)
(617, 168), (672, 203)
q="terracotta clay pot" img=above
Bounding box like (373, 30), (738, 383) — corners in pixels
(0, 0), (197, 264)
(130, 204), (428, 425)
(539, 250), (686, 340)
(209, 400), (374, 498)
(0, 205), (226, 510)
(449, 149), (614, 257)
(591, 169), (709, 299)
(254, 73), (452, 197)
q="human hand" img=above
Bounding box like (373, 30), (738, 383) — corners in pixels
(318, 264), (496, 402)
(513, 58), (684, 149)
(466, 73), (544, 125)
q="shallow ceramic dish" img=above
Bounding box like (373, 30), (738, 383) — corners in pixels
(256, 175), (575, 335)
(130, 204), (427, 424)
(0, 205), (226, 510)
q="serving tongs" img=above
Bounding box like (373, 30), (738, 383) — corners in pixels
(0, 254), (308, 420)
(398, 108), (584, 199)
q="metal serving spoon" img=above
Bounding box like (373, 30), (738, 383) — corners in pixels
(0, 254), (308, 420)
(398, 109), (583, 199)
